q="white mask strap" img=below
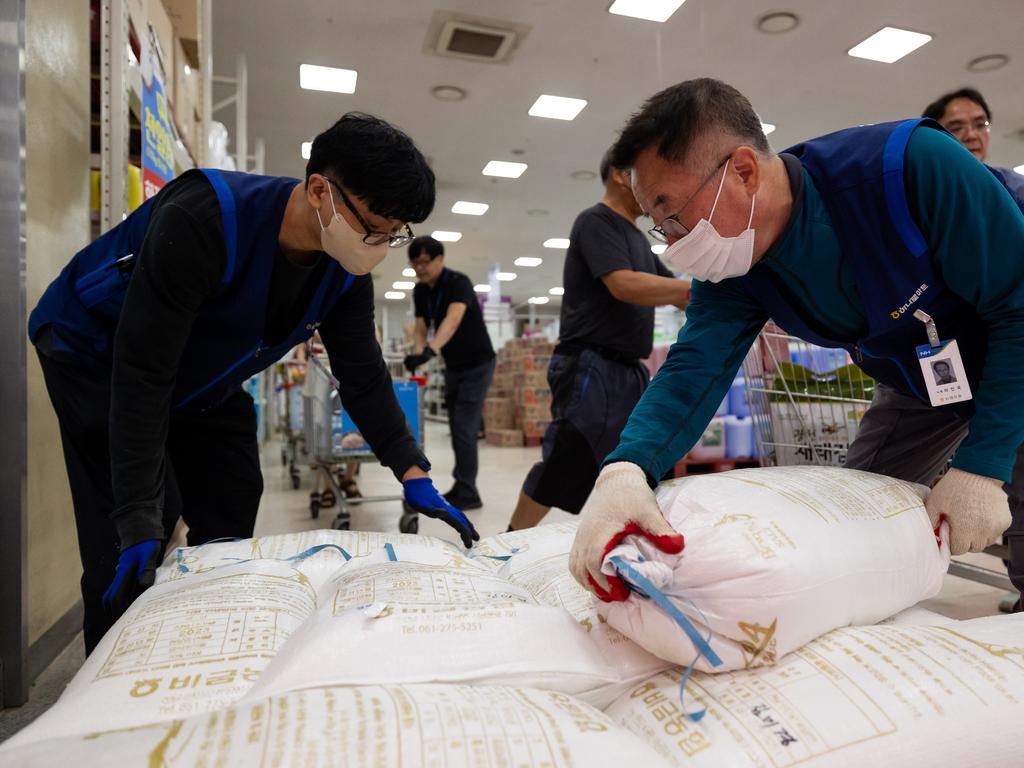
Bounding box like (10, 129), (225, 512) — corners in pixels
(708, 159), (731, 224)
(747, 194), (756, 229)
(316, 179), (339, 230)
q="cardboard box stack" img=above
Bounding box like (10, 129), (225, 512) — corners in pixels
(485, 337), (556, 446)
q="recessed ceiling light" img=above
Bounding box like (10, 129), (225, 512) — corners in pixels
(474, 284), (492, 293)
(431, 84), (467, 101)
(760, 122), (776, 136)
(299, 63), (357, 94)
(514, 256), (543, 267)
(392, 281), (415, 290)
(608, 0), (687, 23)
(527, 208), (549, 216)
(528, 296), (550, 305)
(301, 141), (312, 160)
(497, 272), (517, 281)
(651, 244), (667, 255)
(528, 94), (588, 121)
(452, 201), (489, 216)
(402, 267), (416, 277)
(1014, 164), (1024, 175)
(549, 287), (565, 296)
(543, 238), (570, 249)
(483, 160), (528, 178)
(431, 230), (462, 242)
(384, 291), (406, 300)
(967, 54), (1010, 72)
(847, 27), (931, 64)
(571, 170), (597, 181)
(756, 11), (799, 34)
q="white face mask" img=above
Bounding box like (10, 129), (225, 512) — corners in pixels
(663, 159), (756, 283)
(316, 184), (388, 275)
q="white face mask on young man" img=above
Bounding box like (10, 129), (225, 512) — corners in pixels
(316, 183), (388, 275)
(664, 159), (756, 283)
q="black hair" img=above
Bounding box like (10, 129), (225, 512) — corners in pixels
(305, 112), (435, 223)
(922, 87), (991, 122)
(611, 78), (770, 171)
(600, 147), (619, 184)
(408, 235), (444, 261)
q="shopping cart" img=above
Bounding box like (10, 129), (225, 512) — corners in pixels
(274, 360), (306, 490)
(743, 323), (1013, 592)
(303, 353), (423, 533)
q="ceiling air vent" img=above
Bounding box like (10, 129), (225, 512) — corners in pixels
(435, 18), (519, 63)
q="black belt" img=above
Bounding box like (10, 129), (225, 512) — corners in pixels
(554, 342), (639, 366)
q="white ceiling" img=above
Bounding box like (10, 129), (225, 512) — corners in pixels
(211, 0), (1024, 306)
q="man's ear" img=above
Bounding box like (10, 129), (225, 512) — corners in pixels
(730, 147), (761, 195)
(306, 174), (328, 210)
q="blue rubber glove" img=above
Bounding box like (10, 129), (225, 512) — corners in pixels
(102, 539), (161, 622)
(403, 478), (480, 548)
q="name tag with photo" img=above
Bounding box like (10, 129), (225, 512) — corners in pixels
(916, 339), (972, 407)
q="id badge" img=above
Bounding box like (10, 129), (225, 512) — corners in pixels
(916, 339), (972, 407)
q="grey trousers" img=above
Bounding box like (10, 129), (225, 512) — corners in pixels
(443, 358), (496, 498)
(844, 383), (1024, 597)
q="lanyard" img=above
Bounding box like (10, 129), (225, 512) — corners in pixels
(429, 269), (450, 329)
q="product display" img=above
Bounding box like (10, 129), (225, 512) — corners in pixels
(600, 466), (950, 672)
(606, 615), (1024, 767)
(487, 338), (556, 446)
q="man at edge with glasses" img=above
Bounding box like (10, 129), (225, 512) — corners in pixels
(29, 112), (477, 654)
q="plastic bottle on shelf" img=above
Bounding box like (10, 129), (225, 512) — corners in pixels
(724, 415), (755, 458)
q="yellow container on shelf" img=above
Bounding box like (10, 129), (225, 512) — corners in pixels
(89, 169), (101, 213)
(128, 164), (143, 210)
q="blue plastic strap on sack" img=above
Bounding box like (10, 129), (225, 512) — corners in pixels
(609, 555), (722, 722)
(176, 537), (243, 573)
(384, 543), (398, 562)
(480, 546), (521, 563)
(286, 544), (352, 563)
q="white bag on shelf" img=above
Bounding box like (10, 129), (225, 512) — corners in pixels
(0, 684), (672, 767)
(601, 466), (949, 672)
(605, 615), (1024, 768)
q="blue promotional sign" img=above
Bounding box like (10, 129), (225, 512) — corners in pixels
(141, 74), (175, 199)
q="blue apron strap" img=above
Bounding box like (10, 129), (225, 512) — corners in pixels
(882, 119), (929, 258)
(199, 168), (239, 284)
(610, 555), (723, 722)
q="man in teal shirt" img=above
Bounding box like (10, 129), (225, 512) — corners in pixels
(569, 78), (1024, 604)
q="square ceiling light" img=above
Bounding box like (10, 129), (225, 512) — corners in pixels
(431, 230), (463, 242)
(528, 296), (550, 305)
(402, 267), (416, 277)
(497, 272), (517, 281)
(301, 141), (312, 159)
(392, 281), (416, 290)
(384, 291), (406, 300)
(549, 287), (565, 296)
(528, 94), (588, 121)
(474, 284), (491, 293)
(514, 256), (543, 267)
(299, 64), (358, 93)
(452, 200), (489, 215)
(847, 27), (931, 63)
(608, 0), (687, 23)
(483, 160), (528, 178)
(543, 238), (570, 249)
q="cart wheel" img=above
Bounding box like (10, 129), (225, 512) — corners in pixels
(290, 472), (300, 490)
(310, 500), (320, 519)
(280, 448), (287, 466)
(332, 513), (351, 531)
(399, 511), (419, 534)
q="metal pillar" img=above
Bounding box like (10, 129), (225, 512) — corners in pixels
(100, 0), (128, 229)
(0, 0), (28, 707)
(235, 54), (247, 172)
(198, 0), (213, 165)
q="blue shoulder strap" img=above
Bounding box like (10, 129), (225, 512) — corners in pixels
(881, 119), (931, 259)
(199, 168), (239, 284)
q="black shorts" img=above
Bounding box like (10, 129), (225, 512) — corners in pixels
(522, 348), (649, 513)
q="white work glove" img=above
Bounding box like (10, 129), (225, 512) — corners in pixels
(569, 462), (684, 602)
(925, 468), (1011, 556)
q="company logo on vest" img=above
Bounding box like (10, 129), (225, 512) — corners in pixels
(890, 284), (929, 320)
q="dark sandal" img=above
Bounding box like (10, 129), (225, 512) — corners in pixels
(320, 489), (336, 508)
(341, 480), (362, 499)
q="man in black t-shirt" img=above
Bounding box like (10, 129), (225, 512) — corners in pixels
(507, 150), (691, 530)
(405, 236), (496, 509)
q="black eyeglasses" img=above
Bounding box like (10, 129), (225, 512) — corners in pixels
(648, 155), (731, 243)
(324, 176), (414, 248)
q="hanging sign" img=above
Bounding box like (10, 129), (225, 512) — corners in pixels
(141, 72), (175, 199)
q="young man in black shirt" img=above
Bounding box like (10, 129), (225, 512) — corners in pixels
(29, 113), (478, 654)
(405, 236), (496, 510)
(507, 150), (691, 530)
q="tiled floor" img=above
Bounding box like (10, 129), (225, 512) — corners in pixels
(0, 421), (1009, 742)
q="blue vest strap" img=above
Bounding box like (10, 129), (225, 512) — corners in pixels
(200, 168), (239, 284)
(882, 119), (929, 258)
